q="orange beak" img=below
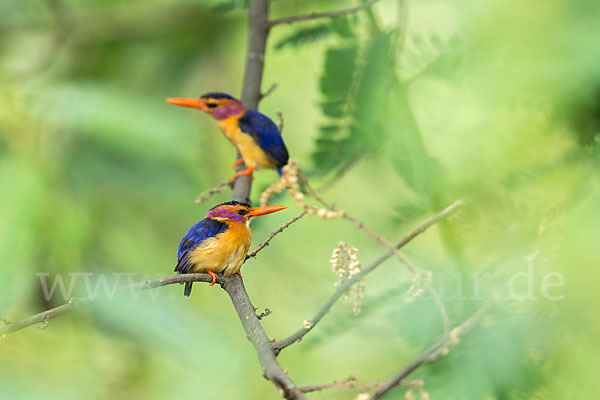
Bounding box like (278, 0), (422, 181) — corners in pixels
(248, 205), (287, 217)
(166, 98), (207, 110)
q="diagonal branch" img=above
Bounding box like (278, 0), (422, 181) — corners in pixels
(272, 199), (464, 354)
(371, 302), (491, 399)
(220, 275), (305, 399)
(299, 376), (423, 394)
(269, 0), (383, 27)
(299, 375), (360, 393)
(299, 170), (455, 334)
(246, 210), (308, 260)
(195, 179), (230, 204)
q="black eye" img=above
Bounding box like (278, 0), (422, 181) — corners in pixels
(237, 209), (247, 216)
(206, 103), (218, 109)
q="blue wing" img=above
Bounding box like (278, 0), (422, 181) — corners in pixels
(238, 109), (289, 167)
(175, 218), (229, 273)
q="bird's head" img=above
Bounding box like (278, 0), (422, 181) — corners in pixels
(167, 92), (246, 120)
(206, 201), (287, 225)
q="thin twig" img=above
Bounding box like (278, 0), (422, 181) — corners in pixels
(260, 82), (279, 100)
(272, 199), (464, 354)
(300, 170), (454, 333)
(371, 302), (491, 399)
(0, 273), (217, 336)
(246, 210), (308, 260)
(195, 179), (230, 204)
(269, 0), (383, 27)
(299, 170), (411, 267)
(275, 109), (284, 133)
(299, 376), (423, 394)
(256, 307), (272, 320)
(299, 375), (359, 393)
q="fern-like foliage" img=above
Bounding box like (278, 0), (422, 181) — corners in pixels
(313, 32), (395, 173)
(312, 26), (444, 195)
(306, 2), (471, 198)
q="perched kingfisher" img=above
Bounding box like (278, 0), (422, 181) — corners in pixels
(166, 93), (289, 182)
(175, 201), (287, 296)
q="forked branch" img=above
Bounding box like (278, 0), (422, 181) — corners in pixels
(272, 198), (464, 354)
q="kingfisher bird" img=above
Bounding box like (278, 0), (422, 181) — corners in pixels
(167, 93), (289, 182)
(175, 201), (287, 296)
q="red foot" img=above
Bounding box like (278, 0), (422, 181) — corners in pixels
(207, 270), (218, 286)
(233, 158), (244, 168)
(229, 166), (256, 184)
(236, 271), (243, 277)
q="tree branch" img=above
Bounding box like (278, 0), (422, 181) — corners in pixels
(194, 179), (230, 204)
(371, 302), (491, 399)
(299, 170), (455, 334)
(246, 210), (308, 260)
(231, 0), (271, 204)
(225, 1), (306, 398)
(268, 0), (383, 27)
(315, 151), (362, 193)
(260, 82), (279, 100)
(299, 376), (423, 394)
(0, 273), (217, 336)
(221, 275), (305, 399)
(272, 199), (464, 354)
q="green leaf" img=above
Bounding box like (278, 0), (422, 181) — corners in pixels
(274, 24), (333, 51)
(313, 32), (397, 174)
(330, 15), (356, 39)
(312, 29), (445, 194)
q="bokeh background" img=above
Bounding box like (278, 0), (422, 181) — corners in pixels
(1, 0), (599, 399)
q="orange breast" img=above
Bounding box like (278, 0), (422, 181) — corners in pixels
(218, 116), (277, 170)
(188, 220), (252, 276)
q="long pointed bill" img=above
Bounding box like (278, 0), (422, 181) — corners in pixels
(248, 205), (287, 217)
(166, 98), (207, 110)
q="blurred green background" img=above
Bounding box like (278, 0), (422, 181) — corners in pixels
(1, 0), (599, 399)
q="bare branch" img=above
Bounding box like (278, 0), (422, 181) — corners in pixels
(0, 273), (217, 336)
(299, 170), (455, 333)
(299, 375), (359, 393)
(256, 307), (272, 320)
(246, 210), (308, 260)
(195, 179), (230, 204)
(260, 82), (279, 100)
(269, 0), (383, 27)
(221, 275), (306, 399)
(272, 198), (464, 354)
(299, 376), (424, 394)
(371, 302), (491, 399)
(275, 109), (284, 133)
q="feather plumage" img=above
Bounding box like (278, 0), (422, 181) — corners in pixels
(238, 109), (289, 168)
(175, 219), (229, 274)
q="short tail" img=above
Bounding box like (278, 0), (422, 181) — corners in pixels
(184, 282), (193, 297)
(277, 166), (283, 176)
